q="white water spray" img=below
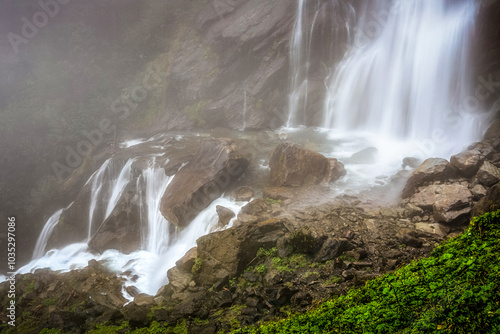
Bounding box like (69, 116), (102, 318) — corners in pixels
(322, 0), (479, 156)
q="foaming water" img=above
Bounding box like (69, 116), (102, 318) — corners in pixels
(18, 197), (246, 297)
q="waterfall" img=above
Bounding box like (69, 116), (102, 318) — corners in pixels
(32, 209), (64, 259)
(86, 158), (134, 240)
(286, 0), (319, 128)
(321, 0), (479, 154)
(138, 166), (173, 254)
(18, 136), (249, 297)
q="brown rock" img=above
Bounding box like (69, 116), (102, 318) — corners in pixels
(483, 119), (500, 141)
(450, 149), (485, 177)
(195, 218), (288, 286)
(402, 158), (455, 198)
(269, 142), (329, 187)
(175, 247), (198, 272)
(476, 161), (500, 186)
(263, 187), (295, 201)
(410, 184), (472, 211)
(216, 205), (236, 227)
(88, 195), (141, 254)
(167, 267), (193, 293)
(324, 158), (347, 183)
(134, 294), (154, 306)
(472, 182), (500, 217)
(232, 186), (254, 201)
(240, 198), (271, 216)
(160, 139), (250, 227)
(409, 184), (472, 224)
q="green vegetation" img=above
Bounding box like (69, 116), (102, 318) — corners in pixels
(233, 211), (500, 333)
(42, 298), (58, 307)
(191, 258), (203, 275)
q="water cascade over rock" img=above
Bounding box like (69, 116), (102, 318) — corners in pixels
(22, 135), (249, 296)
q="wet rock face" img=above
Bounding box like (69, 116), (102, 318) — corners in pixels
(88, 188), (141, 254)
(195, 218), (288, 286)
(160, 138), (250, 228)
(269, 142), (344, 187)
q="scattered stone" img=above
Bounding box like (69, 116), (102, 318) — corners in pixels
(232, 187), (254, 201)
(263, 187), (295, 201)
(409, 184), (472, 221)
(126, 286), (140, 298)
(402, 158), (455, 198)
(472, 182), (500, 217)
(216, 205), (236, 227)
(134, 293), (155, 306)
(315, 238), (350, 262)
(404, 203), (425, 218)
(471, 184), (488, 201)
(235, 214), (259, 225)
(241, 199), (272, 216)
(401, 235), (423, 248)
(476, 161), (500, 186)
(350, 147), (378, 164)
(450, 149), (485, 177)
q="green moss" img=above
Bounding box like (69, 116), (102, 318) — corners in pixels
(339, 254), (357, 262)
(255, 264), (268, 275)
(40, 329), (62, 334)
(42, 298), (57, 306)
(192, 257), (203, 275)
(265, 198), (282, 205)
(234, 210), (500, 334)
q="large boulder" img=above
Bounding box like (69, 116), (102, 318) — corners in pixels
(269, 142), (344, 187)
(450, 149), (485, 178)
(195, 218), (289, 286)
(472, 182), (500, 217)
(476, 161), (500, 186)
(402, 158), (455, 198)
(160, 139), (250, 228)
(409, 184), (473, 224)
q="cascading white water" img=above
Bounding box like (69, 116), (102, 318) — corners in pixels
(322, 0), (479, 156)
(139, 165), (173, 254)
(86, 158), (134, 240)
(32, 209), (64, 259)
(286, 0), (320, 128)
(17, 137), (249, 298)
(87, 159), (110, 240)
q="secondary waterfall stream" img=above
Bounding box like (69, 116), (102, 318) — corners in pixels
(20, 138), (247, 297)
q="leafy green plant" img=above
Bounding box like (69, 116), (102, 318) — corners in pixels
(192, 258), (203, 275)
(234, 210), (500, 334)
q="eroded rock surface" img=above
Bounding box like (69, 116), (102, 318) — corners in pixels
(161, 139), (250, 227)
